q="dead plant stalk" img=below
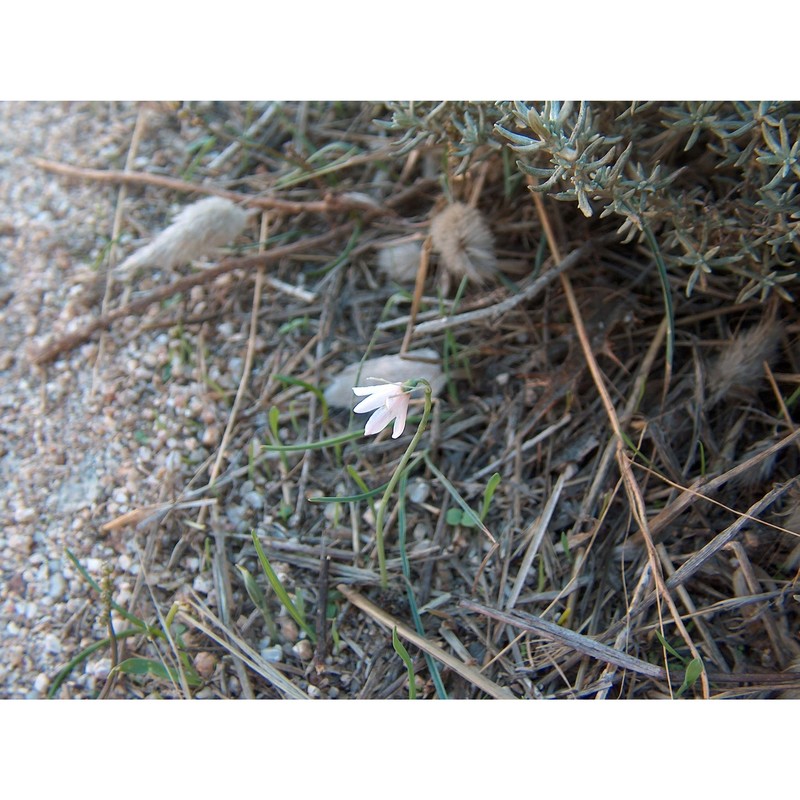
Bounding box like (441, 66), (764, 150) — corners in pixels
(532, 191), (710, 698)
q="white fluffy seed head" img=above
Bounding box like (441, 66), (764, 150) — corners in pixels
(430, 202), (496, 284)
(116, 196), (251, 278)
(706, 318), (780, 407)
(376, 239), (423, 283)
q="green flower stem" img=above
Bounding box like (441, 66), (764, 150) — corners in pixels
(374, 380), (432, 588)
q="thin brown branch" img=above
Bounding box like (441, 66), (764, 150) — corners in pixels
(31, 225), (349, 365)
(31, 157), (392, 217)
(532, 191), (707, 695)
(412, 242), (592, 336)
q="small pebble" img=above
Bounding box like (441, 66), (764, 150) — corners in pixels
(260, 645), (283, 663)
(292, 640), (313, 661)
(48, 572), (66, 599)
(13, 507), (35, 524)
(243, 491), (264, 510)
(407, 479), (430, 504)
(193, 651), (216, 680)
(278, 618), (299, 643)
(192, 574), (213, 594)
(86, 657), (111, 680)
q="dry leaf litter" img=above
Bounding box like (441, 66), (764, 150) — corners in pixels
(2, 101), (799, 700)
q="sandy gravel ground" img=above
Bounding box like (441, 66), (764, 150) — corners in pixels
(0, 102), (202, 698)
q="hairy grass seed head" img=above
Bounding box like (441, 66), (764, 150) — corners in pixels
(430, 202), (496, 284)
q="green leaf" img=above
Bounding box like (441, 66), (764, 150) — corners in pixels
(115, 657), (202, 688)
(460, 511), (478, 528)
(560, 530), (572, 563)
(676, 657), (705, 698)
(277, 317), (310, 335)
(424, 455), (490, 537)
(480, 473), (502, 521)
(236, 563), (267, 612)
(262, 429), (364, 452)
(268, 406), (281, 440)
(446, 507), (465, 526)
(392, 627), (417, 700)
(654, 630), (685, 663)
(251, 531), (316, 643)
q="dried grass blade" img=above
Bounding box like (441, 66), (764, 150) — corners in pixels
(461, 600), (668, 681)
(337, 584), (516, 699)
(180, 596), (309, 699)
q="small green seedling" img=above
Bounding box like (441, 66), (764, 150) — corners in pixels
(654, 630), (705, 698)
(392, 627), (417, 700)
(676, 658), (705, 698)
(445, 472), (501, 528)
(113, 620), (202, 689)
(49, 551), (201, 697)
(236, 563), (279, 642)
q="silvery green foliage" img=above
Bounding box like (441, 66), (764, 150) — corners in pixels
(380, 101), (799, 301)
(494, 101), (800, 300)
(377, 101), (505, 174)
(495, 101), (627, 218)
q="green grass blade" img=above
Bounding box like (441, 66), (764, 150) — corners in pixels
(346, 464), (376, 516)
(236, 564), (279, 642)
(274, 374), (329, 421)
(424, 454), (492, 538)
(251, 530), (316, 643)
(262, 429), (364, 452)
(392, 627), (417, 699)
(47, 628), (144, 698)
(480, 473), (502, 521)
(308, 222), (361, 277)
(655, 630), (685, 663)
(398, 472), (447, 699)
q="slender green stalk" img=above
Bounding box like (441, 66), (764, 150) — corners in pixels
(398, 471), (448, 699)
(374, 380), (432, 588)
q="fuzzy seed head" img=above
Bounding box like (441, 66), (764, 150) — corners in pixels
(116, 196), (251, 278)
(430, 202), (496, 284)
(706, 319), (780, 407)
(376, 239), (423, 283)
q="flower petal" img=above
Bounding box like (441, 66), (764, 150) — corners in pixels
(353, 394), (388, 414)
(391, 400), (409, 438)
(364, 406), (394, 436)
(352, 383), (402, 397)
(353, 383), (406, 413)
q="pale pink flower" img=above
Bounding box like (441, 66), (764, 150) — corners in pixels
(352, 383), (411, 439)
